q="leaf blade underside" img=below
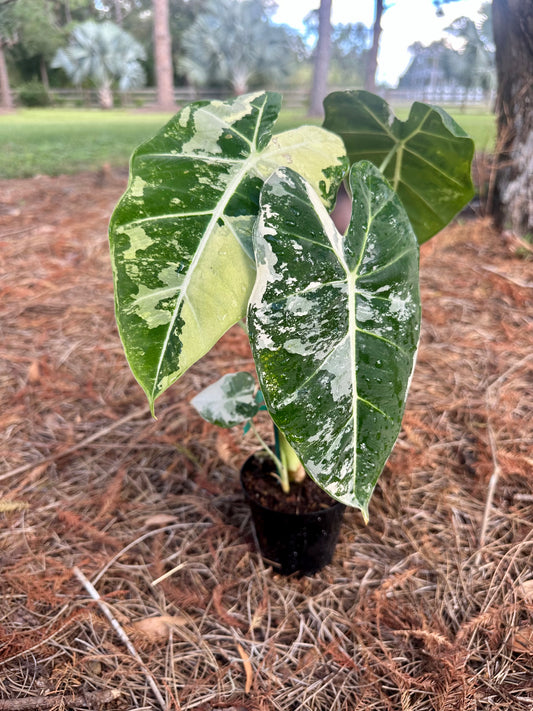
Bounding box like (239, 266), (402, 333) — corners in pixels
(323, 90), (475, 244)
(109, 91), (348, 411)
(248, 162), (421, 514)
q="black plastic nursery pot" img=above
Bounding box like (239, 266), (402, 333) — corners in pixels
(240, 453), (345, 576)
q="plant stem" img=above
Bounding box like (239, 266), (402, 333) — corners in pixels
(237, 318), (249, 335)
(278, 429), (306, 483)
(248, 421), (290, 493)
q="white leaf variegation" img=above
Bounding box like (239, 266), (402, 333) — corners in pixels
(109, 92), (348, 411)
(248, 162), (421, 516)
(191, 372), (259, 428)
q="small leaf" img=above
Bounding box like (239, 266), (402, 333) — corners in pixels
(510, 626), (533, 655)
(519, 580), (533, 602)
(0, 499), (28, 513)
(27, 359), (41, 384)
(191, 372), (260, 428)
(131, 615), (187, 642)
(143, 514), (178, 528)
(323, 90), (475, 244)
(248, 163), (421, 515)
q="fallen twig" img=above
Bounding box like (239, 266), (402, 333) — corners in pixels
(0, 689), (120, 711)
(0, 226), (36, 240)
(481, 264), (533, 288)
(237, 643), (253, 694)
(475, 425), (502, 565)
(72, 566), (167, 711)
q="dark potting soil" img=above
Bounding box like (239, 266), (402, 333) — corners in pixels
(241, 453), (338, 515)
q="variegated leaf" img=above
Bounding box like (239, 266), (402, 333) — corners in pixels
(191, 372), (259, 428)
(323, 90), (475, 244)
(248, 162), (421, 515)
(109, 91), (348, 411)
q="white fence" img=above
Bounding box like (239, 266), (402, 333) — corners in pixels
(35, 86), (492, 110)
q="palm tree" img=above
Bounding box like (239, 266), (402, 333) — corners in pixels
(445, 10), (494, 99)
(52, 21), (146, 108)
(180, 0), (294, 95)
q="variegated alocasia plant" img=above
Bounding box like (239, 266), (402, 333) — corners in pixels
(109, 90), (474, 516)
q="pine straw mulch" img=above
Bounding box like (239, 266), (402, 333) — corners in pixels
(0, 169), (532, 711)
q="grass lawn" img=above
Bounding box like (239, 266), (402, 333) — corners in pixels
(0, 109), (173, 179)
(0, 105), (496, 180)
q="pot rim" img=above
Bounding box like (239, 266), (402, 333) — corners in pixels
(240, 452), (346, 519)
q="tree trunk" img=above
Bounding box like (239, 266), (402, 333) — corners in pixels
(0, 41), (13, 110)
(491, 0), (533, 235)
(40, 56), (50, 91)
(231, 69), (249, 96)
(98, 80), (114, 109)
(153, 0), (175, 111)
(365, 0), (384, 92)
(113, 0), (123, 25)
(308, 0), (332, 117)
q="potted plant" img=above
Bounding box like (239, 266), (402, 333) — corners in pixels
(109, 90), (474, 574)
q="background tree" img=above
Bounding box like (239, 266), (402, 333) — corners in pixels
(152, 0), (174, 110)
(60, 0), (105, 23)
(308, 0), (332, 116)
(491, 0), (533, 235)
(116, 0), (208, 92)
(364, 0), (462, 92)
(52, 20), (146, 108)
(329, 22), (370, 87)
(168, 0), (207, 84)
(10, 0), (63, 89)
(180, 0), (296, 95)
(445, 8), (494, 97)
(2, 0), (121, 95)
(304, 13), (369, 95)
(0, 0), (16, 109)
(364, 0), (383, 91)
(399, 40), (456, 92)
(399, 6), (494, 100)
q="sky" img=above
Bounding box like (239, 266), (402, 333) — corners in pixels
(271, 0), (487, 86)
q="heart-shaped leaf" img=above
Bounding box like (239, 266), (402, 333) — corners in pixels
(323, 90), (475, 243)
(110, 92), (348, 411)
(248, 162), (421, 515)
(191, 372), (259, 428)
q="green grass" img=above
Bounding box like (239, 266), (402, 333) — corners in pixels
(0, 109), (173, 179)
(445, 110), (496, 153)
(0, 105), (496, 180)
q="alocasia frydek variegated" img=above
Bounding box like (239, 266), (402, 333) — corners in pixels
(110, 90), (474, 514)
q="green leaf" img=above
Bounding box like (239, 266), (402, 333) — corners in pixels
(248, 162), (421, 516)
(323, 90), (475, 244)
(191, 372), (259, 428)
(109, 91), (348, 411)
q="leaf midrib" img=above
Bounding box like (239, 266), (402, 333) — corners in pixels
(374, 106), (433, 191)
